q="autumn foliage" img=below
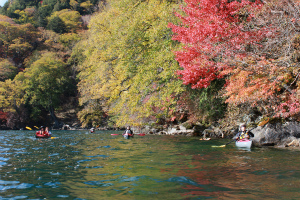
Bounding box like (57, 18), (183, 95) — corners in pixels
(170, 0), (300, 120)
(169, 0), (266, 89)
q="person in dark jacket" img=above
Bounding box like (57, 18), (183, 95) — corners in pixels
(233, 123), (254, 141)
(122, 126), (134, 139)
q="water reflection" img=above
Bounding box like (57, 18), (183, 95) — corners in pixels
(0, 130), (299, 199)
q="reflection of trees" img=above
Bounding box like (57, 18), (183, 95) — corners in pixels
(170, 147), (300, 200)
(1, 132), (299, 199)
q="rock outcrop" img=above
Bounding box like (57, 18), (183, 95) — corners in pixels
(251, 122), (300, 147)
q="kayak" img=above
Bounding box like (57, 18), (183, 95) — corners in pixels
(123, 134), (133, 139)
(235, 139), (252, 148)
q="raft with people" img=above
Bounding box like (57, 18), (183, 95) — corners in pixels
(35, 126), (52, 138)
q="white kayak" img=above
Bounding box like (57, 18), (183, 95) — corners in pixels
(235, 139), (252, 148)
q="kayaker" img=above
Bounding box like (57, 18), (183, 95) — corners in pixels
(233, 123), (254, 141)
(36, 126), (46, 136)
(122, 126), (134, 139)
(45, 127), (51, 136)
(90, 127), (95, 133)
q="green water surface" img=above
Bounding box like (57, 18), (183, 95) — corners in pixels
(0, 130), (299, 200)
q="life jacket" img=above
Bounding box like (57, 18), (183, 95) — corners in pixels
(239, 131), (249, 140)
(36, 130), (46, 135)
(124, 129), (133, 136)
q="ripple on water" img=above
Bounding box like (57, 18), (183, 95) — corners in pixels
(49, 153), (60, 157)
(84, 155), (109, 158)
(0, 157), (9, 166)
(44, 181), (61, 188)
(84, 180), (114, 187)
(50, 172), (62, 175)
(0, 180), (34, 191)
(57, 195), (69, 198)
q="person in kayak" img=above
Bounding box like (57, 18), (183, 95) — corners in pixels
(233, 124), (254, 140)
(122, 126), (134, 138)
(36, 126), (47, 136)
(45, 127), (52, 136)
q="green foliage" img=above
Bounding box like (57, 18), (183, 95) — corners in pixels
(180, 79), (227, 125)
(0, 78), (26, 114)
(47, 15), (67, 33)
(17, 52), (69, 110)
(77, 99), (106, 128)
(77, 0), (183, 127)
(48, 9), (82, 32)
(0, 59), (18, 81)
(13, 8), (36, 25)
(59, 33), (81, 48)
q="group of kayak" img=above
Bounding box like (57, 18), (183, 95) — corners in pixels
(36, 126), (52, 138)
(34, 124), (254, 148)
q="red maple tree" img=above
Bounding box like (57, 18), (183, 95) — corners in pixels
(169, 0), (266, 89)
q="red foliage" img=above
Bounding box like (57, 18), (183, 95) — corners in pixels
(169, 0), (266, 89)
(0, 111), (7, 123)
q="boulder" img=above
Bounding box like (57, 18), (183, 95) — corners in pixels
(252, 122), (300, 147)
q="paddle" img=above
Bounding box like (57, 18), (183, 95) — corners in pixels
(211, 119), (269, 148)
(111, 133), (146, 136)
(26, 126), (32, 130)
(212, 139), (235, 148)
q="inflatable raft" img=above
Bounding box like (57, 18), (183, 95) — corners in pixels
(36, 131), (51, 138)
(235, 139), (252, 148)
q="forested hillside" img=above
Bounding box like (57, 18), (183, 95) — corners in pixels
(1, 0), (300, 131)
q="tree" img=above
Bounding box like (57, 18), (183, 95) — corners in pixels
(168, 0), (266, 89)
(48, 9), (82, 32)
(170, 0), (300, 121)
(0, 21), (39, 66)
(17, 52), (70, 128)
(0, 59), (18, 81)
(0, 79), (28, 129)
(47, 15), (67, 33)
(223, 0), (300, 119)
(77, 0), (184, 127)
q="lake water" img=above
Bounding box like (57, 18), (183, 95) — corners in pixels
(0, 130), (299, 200)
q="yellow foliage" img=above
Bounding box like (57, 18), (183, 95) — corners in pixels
(77, 0), (183, 127)
(48, 9), (82, 32)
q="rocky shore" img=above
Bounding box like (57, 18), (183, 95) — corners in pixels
(131, 121), (300, 148)
(51, 117), (300, 148)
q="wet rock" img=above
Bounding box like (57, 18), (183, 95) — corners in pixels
(202, 126), (224, 138)
(167, 126), (194, 136)
(62, 124), (70, 130)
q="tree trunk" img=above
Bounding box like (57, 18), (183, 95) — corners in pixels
(49, 105), (60, 129)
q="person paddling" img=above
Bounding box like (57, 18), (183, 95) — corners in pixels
(233, 123), (254, 141)
(36, 126), (46, 136)
(122, 126), (134, 139)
